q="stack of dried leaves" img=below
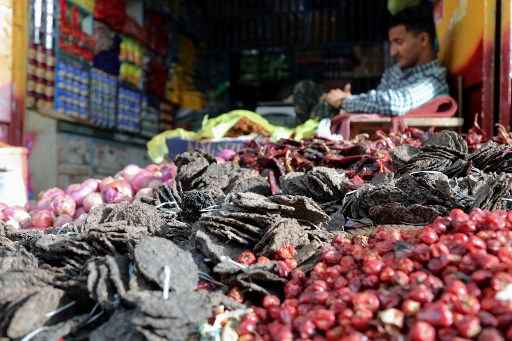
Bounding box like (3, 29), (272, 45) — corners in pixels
(280, 166), (359, 214)
(342, 130), (512, 225)
(174, 151), (270, 199)
(0, 152), (345, 340)
(0, 204), (247, 340)
(195, 192), (333, 262)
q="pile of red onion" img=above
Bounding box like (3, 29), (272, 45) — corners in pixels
(0, 162), (176, 230)
(234, 208), (512, 340)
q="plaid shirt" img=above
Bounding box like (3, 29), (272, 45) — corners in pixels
(343, 60), (449, 116)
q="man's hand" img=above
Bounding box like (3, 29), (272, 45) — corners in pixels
(325, 84), (352, 109)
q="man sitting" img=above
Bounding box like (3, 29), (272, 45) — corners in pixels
(293, 4), (449, 122)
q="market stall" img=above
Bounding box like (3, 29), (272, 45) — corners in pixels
(3, 0), (512, 340)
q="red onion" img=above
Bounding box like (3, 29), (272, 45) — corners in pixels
(3, 207), (31, 228)
(82, 178), (100, 192)
(37, 188), (66, 210)
(99, 177), (116, 192)
(160, 163), (177, 182)
(102, 179), (133, 204)
(31, 209), (54, 229)
(118, 164), (142, 182)
(134, 187), (154, 201)
(130, 170), (158, 192)
(50, 194), (76, 217)
(39, 187), (65, 201)
(145, 164), (160, 172)
(82, 192), (104, 213)
(69, 185), (94, 205)
(217, 149), (237, 161)
(54, 214), (73, 227)
(65, 183), (81, 194)
(36, 197), (55, 210)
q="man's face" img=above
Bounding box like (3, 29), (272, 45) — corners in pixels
(388, 25), (425, 69)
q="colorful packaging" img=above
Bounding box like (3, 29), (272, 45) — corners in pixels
(141, 96), (160, 137)
(89, 68), (117, 128)
(54, 59), (90, 119)
(117, 85), (141, 133)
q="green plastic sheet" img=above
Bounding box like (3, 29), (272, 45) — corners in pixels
(388, 0), (421, 15)
(147, 111), (322, 163)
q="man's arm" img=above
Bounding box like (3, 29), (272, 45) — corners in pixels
(376, 67), (394, 91)
(342, 76), (448, 116)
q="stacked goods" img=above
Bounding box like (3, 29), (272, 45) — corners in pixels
(119, 36), (145, 89)
(27, 0), (56, 109)
(140, 96), (160, 138)
(54, 60), (90, 120)
(116, 85), (142, 132)
(59, 0), (95, 60)
(89, 68), (117, 128)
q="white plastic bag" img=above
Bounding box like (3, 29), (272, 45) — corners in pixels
(316, 118), (344, 141)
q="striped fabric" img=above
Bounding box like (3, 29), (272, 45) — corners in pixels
(343, 60), (449, 117)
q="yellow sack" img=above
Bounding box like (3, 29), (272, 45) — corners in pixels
(271, 126), (293, 141)
(147, 128), (200, 163)
(199, 110), (280, 140)
(293, 118), (320, 140)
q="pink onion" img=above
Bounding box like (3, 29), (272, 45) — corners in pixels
(101, 179), (133, 204)
(82, 192), (104, 213)
(82, 178), (100, 192)
(37, 188), (66, 210)
(217, 149), (237, 161)
(66, 183), (81, 194)
(145, 164), (160, 172)
(0, 203), (8, 212)
(31, 209), (54, 229)
(39, 187), (65, 201)
(74, 207), (87, 219)
(134, 187), (154, 201)
(118, 164), (143, 182)
(130, 170), (158, 192)
(50, 194), (76, 217)
(68, 178), (101, 205)
(54, 214), (73, 227)
(36, 197), (54, 210)
(99, 177), (116, 192)
(69, 184), (94, 205)
(160, 163), (177, 182)
(3, 207), (31, 228)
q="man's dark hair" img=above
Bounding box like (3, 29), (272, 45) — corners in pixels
(389, 3), (438, 49)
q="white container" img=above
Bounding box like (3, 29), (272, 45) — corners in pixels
(0, 147), (28, 207)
